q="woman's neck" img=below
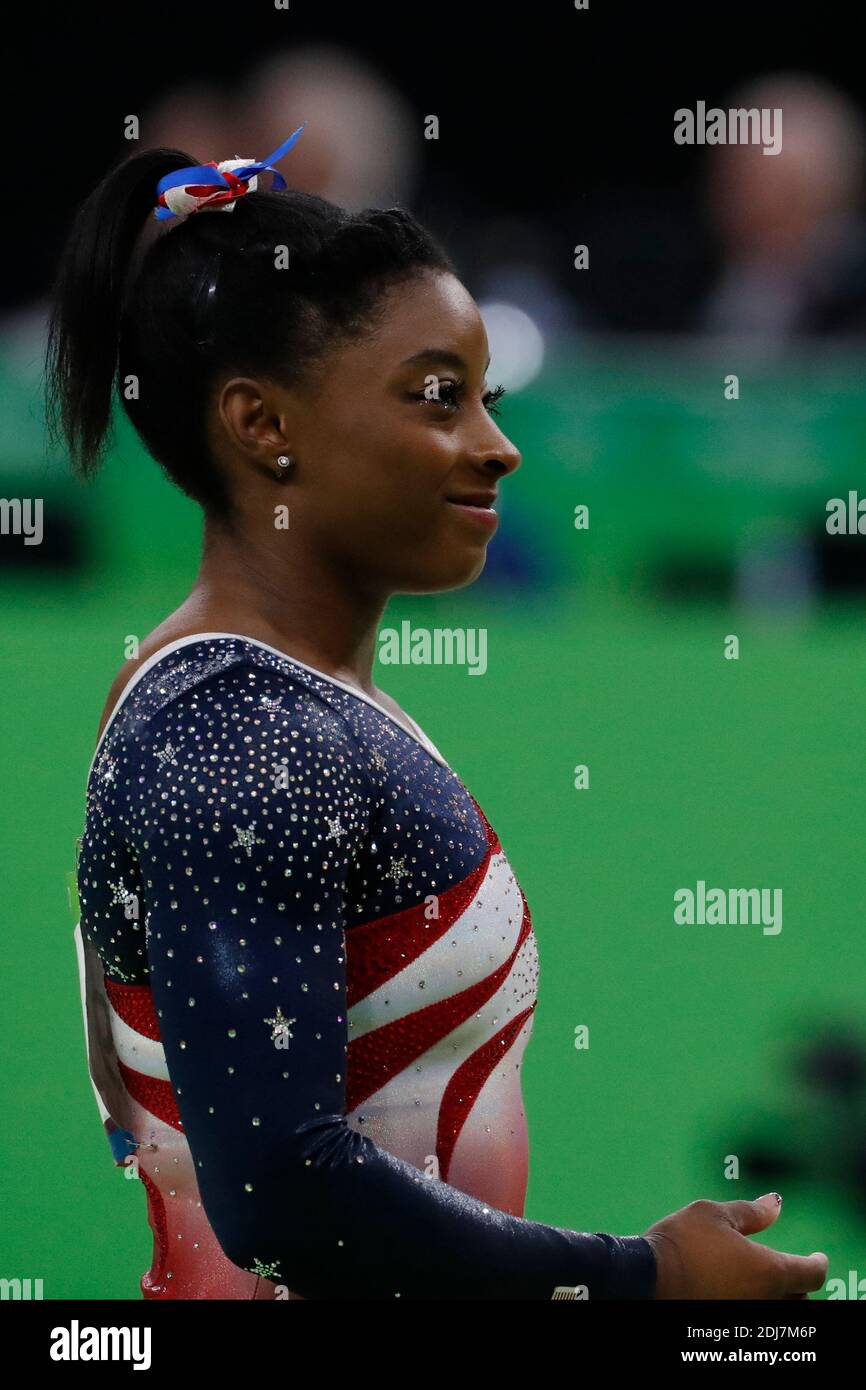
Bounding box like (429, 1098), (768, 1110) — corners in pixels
(180, 518), (390, 696)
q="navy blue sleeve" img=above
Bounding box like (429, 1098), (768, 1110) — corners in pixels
(121, 662), (657, 1300)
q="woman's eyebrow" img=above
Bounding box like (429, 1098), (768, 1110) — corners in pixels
(400, 348), (492, 373)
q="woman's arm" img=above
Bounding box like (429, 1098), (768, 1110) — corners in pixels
(119, 662), (657, 1300)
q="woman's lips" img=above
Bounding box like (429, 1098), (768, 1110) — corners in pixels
(444, 498), (499, 531)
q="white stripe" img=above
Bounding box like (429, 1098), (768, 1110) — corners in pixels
(348, 851), (526, 1040)
(108, 1001), (170, 1081)
(73, 922), (110, 1125)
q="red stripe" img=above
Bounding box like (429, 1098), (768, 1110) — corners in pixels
(437, 1004), (536, 1181)
(139, 1167), (169, 1298)
(466, 792), (501, 856)
(117, 1058), (184, 1131)
(104, 978), (162, 1040)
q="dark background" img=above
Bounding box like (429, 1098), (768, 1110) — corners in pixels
(11, 1), (866, 328)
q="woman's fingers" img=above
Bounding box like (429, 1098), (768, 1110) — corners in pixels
(776, 1250), (829, 1298)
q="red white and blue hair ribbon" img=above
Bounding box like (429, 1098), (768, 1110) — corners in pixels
(154, 123), (307, 221)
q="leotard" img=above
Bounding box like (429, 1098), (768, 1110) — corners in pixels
(74, 633), (657, 1300)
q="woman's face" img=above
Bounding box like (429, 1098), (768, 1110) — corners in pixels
(276, 269), (522, 594)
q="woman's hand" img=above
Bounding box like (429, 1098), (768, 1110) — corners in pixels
(643, 1194), (828, 1299)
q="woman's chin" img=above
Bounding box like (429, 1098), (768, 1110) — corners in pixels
(434, 549), (488, 591)
(397, 548), (488, 594)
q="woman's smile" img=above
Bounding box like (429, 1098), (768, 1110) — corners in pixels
(444, 496), (500, 533)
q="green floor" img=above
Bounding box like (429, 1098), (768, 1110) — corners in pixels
(1, 569), (864, 1297)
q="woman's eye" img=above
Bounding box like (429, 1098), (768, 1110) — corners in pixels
(410, 381), (460, 408)
(410, 380), (506, 415)
(434, 382), (460, 407)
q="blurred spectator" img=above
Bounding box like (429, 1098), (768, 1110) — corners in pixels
(233, 45), (417, 211)
(701, 72), (866, 341)
(145, 81), (232, 161)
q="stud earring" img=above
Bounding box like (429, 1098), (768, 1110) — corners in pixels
(276, 454), (295, 476)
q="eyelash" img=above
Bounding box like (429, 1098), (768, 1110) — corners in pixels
(410, 380), (507, 416)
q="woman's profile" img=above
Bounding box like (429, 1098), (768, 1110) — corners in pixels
(47, 128), (828, 1300)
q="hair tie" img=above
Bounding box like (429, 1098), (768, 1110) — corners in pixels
(154, 123), (307, 221)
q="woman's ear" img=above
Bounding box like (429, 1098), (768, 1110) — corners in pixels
(216, 377), (294, 462)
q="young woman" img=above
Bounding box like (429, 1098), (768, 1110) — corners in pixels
(48, 133), (827, 1300)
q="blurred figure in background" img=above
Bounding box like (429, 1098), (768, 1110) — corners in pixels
(701, 72), (866, 342)
(145, 80), (232, 162)
(233, 45), (417, 211)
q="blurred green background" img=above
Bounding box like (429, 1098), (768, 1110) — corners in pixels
(1, 341), (865, 1297)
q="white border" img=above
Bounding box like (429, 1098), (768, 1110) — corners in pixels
(87, 631), (450, 781)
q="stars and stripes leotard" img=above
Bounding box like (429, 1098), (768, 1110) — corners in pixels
(74, 633), (657, 1300)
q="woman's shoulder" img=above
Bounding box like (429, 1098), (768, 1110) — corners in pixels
(92, 630), (373, 781)
(97, 623), (213, 744)
(88, 636), (380, 845)
(92, 625), (450, 782)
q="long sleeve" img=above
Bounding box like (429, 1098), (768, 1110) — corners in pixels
(112, 656), (657, 1300)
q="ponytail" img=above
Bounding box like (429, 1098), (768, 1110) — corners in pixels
(45, 147), (197, 476)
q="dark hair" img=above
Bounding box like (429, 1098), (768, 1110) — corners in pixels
(45, 147), (455, 522)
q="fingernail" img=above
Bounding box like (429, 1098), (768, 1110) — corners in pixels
(771, 1192), (783, 1206)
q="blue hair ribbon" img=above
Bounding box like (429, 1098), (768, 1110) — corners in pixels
(154, 123), (307, 221)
